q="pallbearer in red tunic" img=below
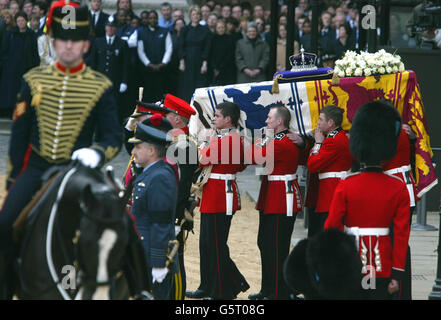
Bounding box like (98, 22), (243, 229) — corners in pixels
(186, 102), (249, 300)
(246, 105), (302, 300)
(383, 127), (417, 208)
(382, 125), (418, 300)
(306, 105), (353, 238)
(325, 100), (411, 300)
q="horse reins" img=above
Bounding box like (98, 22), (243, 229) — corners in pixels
(46, 166), (78, 300)
(45, 165), (126, 300)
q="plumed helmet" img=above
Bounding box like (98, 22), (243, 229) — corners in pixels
(46, 1), (91, 41)
(349, 99), (402, 165)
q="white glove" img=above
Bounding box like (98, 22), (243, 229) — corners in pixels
(152, 267), (168, 284)
(119, 83), (128, 93)
(71, 148), (101, 168)
(174, 225), (181, 236)
(125, 117), (138, 131)
(435, 29), (441, 49)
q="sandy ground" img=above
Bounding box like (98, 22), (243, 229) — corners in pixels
(183, 194), (262, 300)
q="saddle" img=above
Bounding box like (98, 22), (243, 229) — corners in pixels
(12, 167), (64, 243)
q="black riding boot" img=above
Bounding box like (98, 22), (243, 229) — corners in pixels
(124, 239), (153, 300)
(0, 251), (15, 300)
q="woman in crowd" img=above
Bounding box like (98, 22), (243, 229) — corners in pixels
(177, 5), (212, 102)
(276, 23), (299, 72)
(0, 9), (15, 34)
(0, 12), (38, 117)
(235, 21), (269, 84)
(167, 17), (186, 96)
(239, 16), (249, 38)
(325, 22), (355, 60)
(208, 19), (236, 86)
(225, 16), (242, 42)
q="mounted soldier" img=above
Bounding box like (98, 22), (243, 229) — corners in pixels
(0, 0), (149, 299)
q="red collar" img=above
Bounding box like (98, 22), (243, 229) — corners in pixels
(181, 126), (189, 135)
(55, 61), (86, 75)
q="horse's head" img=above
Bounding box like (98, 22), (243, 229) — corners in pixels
(70, 166), (130, 300)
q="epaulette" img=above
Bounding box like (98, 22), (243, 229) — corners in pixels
(327, 127), (342, 138)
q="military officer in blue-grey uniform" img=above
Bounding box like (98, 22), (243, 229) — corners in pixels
(0, 1), (133, 299)
(89, 15), (129, 124)
(129, 122), (179, 300)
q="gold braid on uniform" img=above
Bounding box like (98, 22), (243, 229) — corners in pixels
(23, 64), (113, 164)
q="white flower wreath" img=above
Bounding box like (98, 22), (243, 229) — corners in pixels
(334, 49), (405, 78)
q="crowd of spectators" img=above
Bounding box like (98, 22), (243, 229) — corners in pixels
(0, 0), (367, 118)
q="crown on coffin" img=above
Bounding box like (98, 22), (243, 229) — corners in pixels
(289, 46), (318, 72)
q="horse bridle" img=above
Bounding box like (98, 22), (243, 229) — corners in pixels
(45, 166), (126, 300)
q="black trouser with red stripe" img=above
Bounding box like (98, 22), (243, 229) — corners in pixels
(198, 212), (248, 299)
(258, 211), (296, 300)
(0, 161), (51, 298)
(0, 164), (46, 251)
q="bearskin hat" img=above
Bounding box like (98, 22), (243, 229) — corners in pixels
(284, 229), (364, 300)
(349, 99), (402, 165)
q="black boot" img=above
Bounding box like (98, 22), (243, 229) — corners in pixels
(0, 251), (15, 300)
(248, 292), (266, 300)
(124, 239), (154, 300)
(185, 288), (209, 299)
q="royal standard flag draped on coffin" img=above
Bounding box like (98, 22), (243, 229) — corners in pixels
(189, 70), (437, 198)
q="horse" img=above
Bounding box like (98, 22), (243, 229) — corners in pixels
(12, 161), (133, 300)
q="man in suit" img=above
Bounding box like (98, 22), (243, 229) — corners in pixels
(129, 122), (179, 300)
(33, 0), (47, 34)
(158, 2), (174, 30)
(137, 10), (172, 103)
(89, 0), (109, 38)
(89, 16), (129, 124)
(319, 11), (336, 54)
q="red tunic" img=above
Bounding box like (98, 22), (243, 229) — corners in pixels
(199, 130), (246, 213)
(325, 171), (411, 279)
(307, 128), (353, 213)
(246, 130), (303, 214)
(382, 128), (417, 207)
